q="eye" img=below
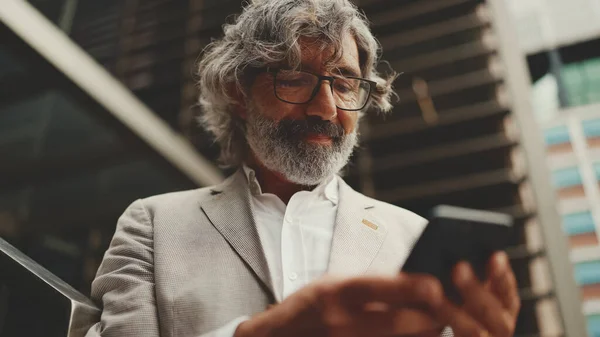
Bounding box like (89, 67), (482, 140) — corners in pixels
(275, 70), (315, 89)
(334, 83), (351, 93)
(276, 79), (309, 88)
(334, 79), (356, 94)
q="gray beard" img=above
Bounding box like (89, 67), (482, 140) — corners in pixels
(245, 110), (358, 186)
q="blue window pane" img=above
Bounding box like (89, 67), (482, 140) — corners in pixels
(563, 58), (600, 107)
(583, 119), (600, 138)
(563, 64), (589, 107)
(563, 211), (596, 235)
(544, 125), (571, 145)
(563, 64), (584, 88)
(552, 167), (583, 188)
(585, 58), (600, 78)
(589, 314), (600, 337)
(584, 58), (600, 105)
(574, 261), (600, 285)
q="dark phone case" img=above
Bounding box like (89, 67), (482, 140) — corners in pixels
(401, 205), (513, 304)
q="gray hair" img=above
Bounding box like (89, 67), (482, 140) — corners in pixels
(197, 0), (397, 166)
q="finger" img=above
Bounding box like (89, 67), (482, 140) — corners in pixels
(334, 274), (445, 312)
(390, 328), (443, 337)
(454, 262), (515, 337)
(350, 308), (443, 337)
(435, 299), (489, 337)
(488, 252), (521, 316)
(390, 308), (443, 336)
(345, 310), (397, 337)
(328, 310), (419, 337)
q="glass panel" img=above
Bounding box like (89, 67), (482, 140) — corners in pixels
(581, 119), (600, 138)
(0, 19), (197, 294)
(552, 167), (583, 188)
(544, 125), (571, 146)
(563, 211), (596, 236)
(574, 260), (600, 285)
(584, 58), (600, 105)
(563, 57), (600, 107)
(583, 119), (600, 139)
(26, 0), (67, 27)
(0, 92), (51, 135)
(563, 63), (589, 107)
(588, 314), (600, 337)
(38, 90), (119, 158)
(0, 47), (27, 77)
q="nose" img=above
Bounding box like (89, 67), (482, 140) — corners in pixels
(306, 81), (337, 121)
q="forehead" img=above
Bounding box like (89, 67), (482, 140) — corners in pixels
(297, 33), (360, 75)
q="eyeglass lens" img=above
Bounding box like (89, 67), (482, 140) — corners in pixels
(274, 70), (370, 110)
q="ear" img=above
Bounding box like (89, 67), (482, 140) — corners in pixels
(228, 83), (248, 120)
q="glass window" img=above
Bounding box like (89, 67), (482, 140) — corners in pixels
(574, 260), (600, 285)
(552, 167), (583, 188)
(563, 63), (589, 107)
(584, 58), (600, 105)
(544, 125), (571, 146)
(583, 119), (600, 139)
(589, 314), (600, 337)
(0, 21), (199, 293)
(563, 211), (596, 236)
(27, 0), (67, 26)
(563, 57), (600, 107)
(0, 47), (27, 76)
(595, 163), (600, 181)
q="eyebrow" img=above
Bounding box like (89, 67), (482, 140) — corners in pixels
(297, 63), (362, 78)
(331, 66), (361, 78)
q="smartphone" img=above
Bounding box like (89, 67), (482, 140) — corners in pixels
(401, 205), (513, 304)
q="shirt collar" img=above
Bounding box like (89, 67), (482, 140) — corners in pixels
(242, 164), (338, 205)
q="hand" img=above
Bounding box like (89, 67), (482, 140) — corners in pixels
(235, 274), (450, 337)
(445, 251), (521, 337)
(235, 251), (520, 337)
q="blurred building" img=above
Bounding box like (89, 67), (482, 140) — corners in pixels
(0, 0), (224, 296)
(0, 0), (595, 336)
(507, 0), (600, 335)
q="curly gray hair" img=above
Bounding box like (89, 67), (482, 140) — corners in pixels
(197, 0), (396, 166)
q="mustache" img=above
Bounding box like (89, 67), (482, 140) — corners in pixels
(276, 116), (345, 139)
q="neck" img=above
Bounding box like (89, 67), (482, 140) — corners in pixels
(245, 156), (314, 204)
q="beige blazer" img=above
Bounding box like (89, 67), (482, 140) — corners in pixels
(73, 170), (452, 337)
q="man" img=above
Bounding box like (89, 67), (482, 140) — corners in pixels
(80, 1), (520, 336)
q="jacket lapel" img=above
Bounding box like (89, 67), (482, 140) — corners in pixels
(200, 170), (274, 297)
(328, 178), (388, 276)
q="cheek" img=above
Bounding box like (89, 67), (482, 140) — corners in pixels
(337, 110), (359, 134)
(258, 100), (299, 121)
(251, 81), (297, 120)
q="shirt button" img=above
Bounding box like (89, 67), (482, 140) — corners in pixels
(285, 215), (293, 223)
(289, 272), (298, 281)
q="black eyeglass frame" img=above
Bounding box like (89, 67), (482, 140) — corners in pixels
(264, 67), (377, 111)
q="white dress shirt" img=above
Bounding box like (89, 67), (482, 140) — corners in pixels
(244, 165), (339, 302)
(211, 166), (339, 337)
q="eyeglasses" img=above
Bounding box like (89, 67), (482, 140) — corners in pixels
(265, 68), (376, 111)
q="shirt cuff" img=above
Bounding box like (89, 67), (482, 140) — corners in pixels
(207, 316), (251, 337)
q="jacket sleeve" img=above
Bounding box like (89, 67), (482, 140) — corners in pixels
(82, 199), (160, 337)
(75, 200), (252, 337)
